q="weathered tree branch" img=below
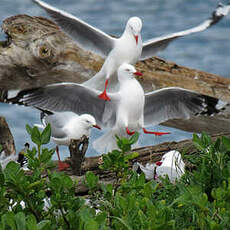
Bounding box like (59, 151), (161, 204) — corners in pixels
(68, 135), (89, 175)
(0, 116), (16, 156)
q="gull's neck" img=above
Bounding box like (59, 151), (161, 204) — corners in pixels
(121, 27), (135, 41)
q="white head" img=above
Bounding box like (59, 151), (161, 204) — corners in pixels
(79, 114), (101, 130)
(156, 151), (184, 169)
(117, 63), (142, 82)
(126, 17), (142, 44)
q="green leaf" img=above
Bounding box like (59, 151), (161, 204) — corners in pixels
(0, 164), (5, 186)
(115, 135), (123, 150)
(50, 176), (61, 191)
(37, 220), (51, 230)
(84, 219), (99, 230)
(201, 132), (211, 147)
(110, 216), (132, 230)
(95, 212), (107, 225)
(115, 195), (127, 211)
(222, 136), (230, 150)
(15, 212), (26, 230)
(40, 148), (53, 163)
(124, 152), (139, 161)
(62, 175), (73, 189)
(26, 215), (38, 230)
(129, 132), (139, 145)
(26, 124), (33, 136)
(27, 147), (37, 159)
(41, 124), (51, 145)
(31, 126), (41, 146)
(2, 213), (16, 230)
(192, 133), (204, 151)
(0, 144), (2, 153)
(4, 161), (21, 183)
(85, 171), (98, 190)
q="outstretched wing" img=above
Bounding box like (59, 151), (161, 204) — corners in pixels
(140, 3), (230, 60)
(144, 87), (228, 125)
(33, 0), (116, 57)
(6, 82), (117, 127)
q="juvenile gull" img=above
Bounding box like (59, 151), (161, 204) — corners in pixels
(32, 0), (230, 99)
(38, 111), (101, 170)
(6, 63), (229, 153)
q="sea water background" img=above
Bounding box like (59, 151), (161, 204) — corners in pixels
(0, 0), (230, 158)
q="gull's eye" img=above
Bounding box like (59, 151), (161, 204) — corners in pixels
(125, 68), (130, 72)
(130, 25), (135, 32)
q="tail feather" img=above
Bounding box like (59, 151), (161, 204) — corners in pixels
(93, 130), (118, 154)
(83, 70), (119, 92)
(93, 128), (140, 154)
(83, 70), (105, 90)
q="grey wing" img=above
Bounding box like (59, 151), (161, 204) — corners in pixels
(44, 111), (74, 128)
(33, 0), (116, 57)
(144, 87), (228, 126)
(140, 3), (230, 60)
(7, 82), (116, 127)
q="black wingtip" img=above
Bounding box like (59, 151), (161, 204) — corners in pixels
(196, 94), (228, 116)
(210, 2), (230, 26)
(4, 87), (40, 106)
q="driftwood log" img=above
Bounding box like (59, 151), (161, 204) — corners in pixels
(1, 15), (230, 134)
(0, 116), (16, 156)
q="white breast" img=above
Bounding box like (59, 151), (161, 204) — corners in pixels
(118, 79), (144, 126)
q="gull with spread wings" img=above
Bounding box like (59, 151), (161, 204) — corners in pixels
(32, 0), (230, 100)
(6, 63), (229, 153)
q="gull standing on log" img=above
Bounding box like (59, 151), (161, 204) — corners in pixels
(32, 0), (230, 100)
(37, 111), (101, 170)
(5, 63), (229, 153)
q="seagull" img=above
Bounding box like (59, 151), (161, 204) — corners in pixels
(135, 150), (185, 182)
(38, 110), (101, 170)
(32, 0), (230, 100)
(5, 63), (229, 153)
(134, 162), (157, 180)
(155, 150), (185, 183)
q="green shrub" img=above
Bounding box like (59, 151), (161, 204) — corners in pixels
(1, 127), (230, 229)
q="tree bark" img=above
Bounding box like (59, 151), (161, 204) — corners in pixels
(0, 116), (16, 156)
(68, 136), (89, 175)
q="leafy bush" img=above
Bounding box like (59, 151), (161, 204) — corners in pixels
(1, 127), (230, 229)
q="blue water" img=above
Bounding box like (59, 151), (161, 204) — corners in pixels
(0, 0), (230, 158)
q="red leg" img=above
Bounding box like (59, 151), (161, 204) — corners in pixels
(126, 127), (136, 136)
(143, 128), (170, 136)
(98, 79), (111, 101)
(56, 146), (70, 171)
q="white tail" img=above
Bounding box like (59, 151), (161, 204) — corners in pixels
(93, 129), (118, 154)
